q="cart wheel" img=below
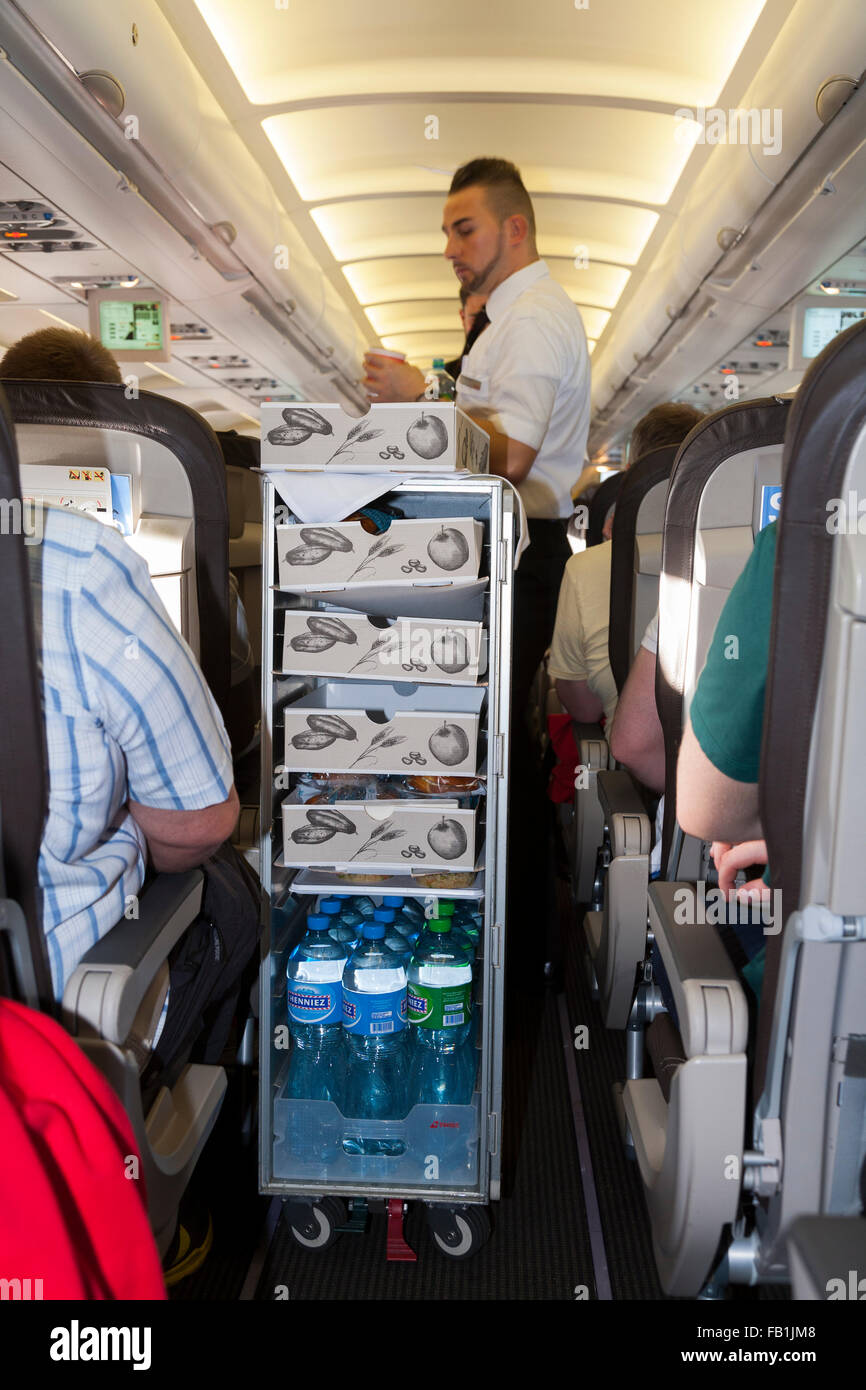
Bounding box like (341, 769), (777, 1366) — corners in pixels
(287, 1197), (347, 1251)
(428, 1205), (491, 1259)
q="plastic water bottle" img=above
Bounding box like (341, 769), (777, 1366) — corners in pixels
(425, 358), (455, 402)
(371, 906), (411, 966)
(285, 914), (347, 1106)
(431, 900), (476, 959)
(407, 919), (474, 1106)
(342, 923), (408, 1154)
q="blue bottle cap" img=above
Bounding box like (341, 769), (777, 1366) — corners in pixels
(319, 898), (342, 915)
(373, 908), (395, 923)
(363, 923), (386, 939)
(389, 896), (405, 908)
(307, 914), (330, 931)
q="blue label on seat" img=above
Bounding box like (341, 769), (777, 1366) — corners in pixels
(288, 982), (342, 1025)
(759, 485), (781, 529)
(342, 987), (407, 1034)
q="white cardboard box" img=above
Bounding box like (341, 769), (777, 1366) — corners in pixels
(281, 797), (477, 871)
(275, 516), (482, 589)
(282, 682), (484, 775)
(280, 612), (487, 685)
(261, 402), (489, 474)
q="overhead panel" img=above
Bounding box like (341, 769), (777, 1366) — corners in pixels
(264, 104), (698, 207)
(366, 300), (471, 337)
(192, 0), (771, 363)
(195, 0), (768, 108)
(344, 257), (457, 305)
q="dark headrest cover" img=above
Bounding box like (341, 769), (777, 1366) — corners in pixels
(608, 444), (679, 695)
(586, 470), (625, 547)
(0, 385), (52, 1006)
(1, 381), (231, 720)
(755, 318), (866, 1097)
(656, 399), (791, 873)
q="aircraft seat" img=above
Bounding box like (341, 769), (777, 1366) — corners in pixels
(0, 383), (239, 1259)
(580, 444), (679, 1023)
(619, 397), (788, 1291)
(575, 445), (679, 912)
(629, 320), (866, 1295)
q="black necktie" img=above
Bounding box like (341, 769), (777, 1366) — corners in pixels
(445, 308), (490, 380)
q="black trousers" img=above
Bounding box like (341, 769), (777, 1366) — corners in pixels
(506, 519), (571, 963)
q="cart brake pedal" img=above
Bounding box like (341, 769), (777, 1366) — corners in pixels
(386, 1199), (417, 1262)
(338, 1199), (369, 1235)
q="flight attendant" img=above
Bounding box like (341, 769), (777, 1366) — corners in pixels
(364, 157), (591, 973)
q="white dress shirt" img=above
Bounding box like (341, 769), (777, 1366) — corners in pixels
(456, 259), (591, 519)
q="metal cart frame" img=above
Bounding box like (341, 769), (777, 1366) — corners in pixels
(258, 473), (514, 1231)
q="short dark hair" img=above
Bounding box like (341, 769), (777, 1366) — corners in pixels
(449, 157), (536, 240)
(0, 327), (123, 384)
(629, 402), (705, 463)
(459, 284), (469, 307)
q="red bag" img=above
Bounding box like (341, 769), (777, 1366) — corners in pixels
(0, 999), (166, 1299)
(546, 712), (607, 803)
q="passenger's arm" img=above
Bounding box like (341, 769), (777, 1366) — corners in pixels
(555, 677), (604, 725)
(608, 645), (665, 793)
(677, 718), (762, 845)
(128, 787), (240, 873)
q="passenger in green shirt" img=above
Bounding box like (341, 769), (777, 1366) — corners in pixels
(678, 520), (778, 997)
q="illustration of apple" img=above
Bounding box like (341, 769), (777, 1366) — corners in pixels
(427, 817), (468, 861)
(431, 631), (470, 674)
(406, 413), (448, 460)
(428, 722), (470, 766)
(427, 525), (470, 571)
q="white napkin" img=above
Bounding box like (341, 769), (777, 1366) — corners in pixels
(269, 470), (528, 569)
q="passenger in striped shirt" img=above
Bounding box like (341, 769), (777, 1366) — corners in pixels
(29, 503), (239, 1000)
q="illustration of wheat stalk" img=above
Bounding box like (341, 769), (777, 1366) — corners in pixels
(348, 632), (398, 672)
(350, 820), (407, 861)
(323, 421), (384, 466)
(347, 533), (405, 580)
(350, 726), (407, 767)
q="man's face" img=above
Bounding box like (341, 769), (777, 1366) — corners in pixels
(459, 292), (487, 336)
(442, 187), (506, 296)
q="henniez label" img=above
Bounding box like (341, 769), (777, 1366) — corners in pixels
(407, 981), (472, 1029)
(287, 982), (342, 1025)
(342, 987), (407, 1035)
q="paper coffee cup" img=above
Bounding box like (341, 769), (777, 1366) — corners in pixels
(366, 348), (407, 362)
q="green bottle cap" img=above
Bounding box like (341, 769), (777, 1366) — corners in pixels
(428, 917), (452, 933)
(432, 357), (445, 369)
(436, 902), (456, 917)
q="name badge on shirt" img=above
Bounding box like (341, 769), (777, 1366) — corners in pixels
(457, 373), (488, 400)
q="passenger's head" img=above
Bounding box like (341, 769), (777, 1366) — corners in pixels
(627, 402), (705, 465)
(444, 157), (537, 296)
(0, 327), (123, 384)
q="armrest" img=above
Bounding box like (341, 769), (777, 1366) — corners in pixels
(597, 770), (652, 857)
(787, 1217), (866, 1300)
(62, 870), (203, 1046)
(647, 880), (749, 1058)
(574, 722), (610, 772)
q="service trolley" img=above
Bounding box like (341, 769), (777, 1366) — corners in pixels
(258, 472), (515, 1259)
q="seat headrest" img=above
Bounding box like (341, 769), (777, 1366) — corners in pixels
(655, 398), (791, 872)
(755, 317), (866, 1097)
